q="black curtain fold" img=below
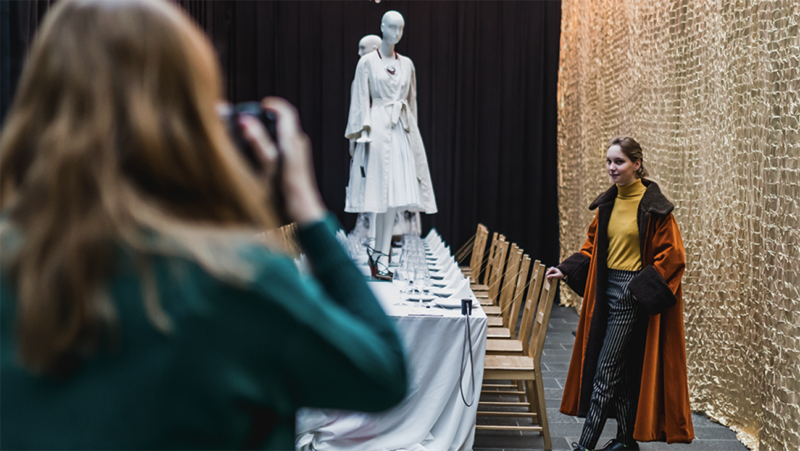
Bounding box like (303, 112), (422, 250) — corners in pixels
(1, 1), (55, 126)
(0, 0), (9, 122)
(1, 0), (561, 267)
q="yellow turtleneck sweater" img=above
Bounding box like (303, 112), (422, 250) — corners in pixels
(607, 178), (646, 271)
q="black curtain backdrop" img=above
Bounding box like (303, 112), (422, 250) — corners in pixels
(1, 1), (561, 268)
(0, 1), (8, 121)
(0, 1), (54, 129)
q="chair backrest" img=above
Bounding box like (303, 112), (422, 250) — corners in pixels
(469, 224), (489, 279)
(519, 260), (544, 356)
(487, 239), (509, 301)
(528, 275), (558, 363)
(498, 246), (522, 327)
(482, 232), (501, 285)
(508, 255), (531, 338)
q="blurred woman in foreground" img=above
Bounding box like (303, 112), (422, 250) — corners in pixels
(0, 0), (406, 449)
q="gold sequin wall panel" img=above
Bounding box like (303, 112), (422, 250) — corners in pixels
(557, 1), (799, 450)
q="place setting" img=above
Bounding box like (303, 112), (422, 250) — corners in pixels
(377, 232), (478, 314)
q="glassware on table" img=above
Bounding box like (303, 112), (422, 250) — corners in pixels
(412, 264), (429, 305)
(396, 234), (408, 251)
(419, 262), (432, 294)
(392, 265), (409, 296)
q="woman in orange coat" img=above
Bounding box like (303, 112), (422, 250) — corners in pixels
(546, 136), (694, 451)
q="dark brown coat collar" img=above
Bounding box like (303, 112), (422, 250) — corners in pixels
(588, 179), (673, 215)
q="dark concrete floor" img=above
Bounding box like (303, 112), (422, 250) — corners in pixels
(474, 305), (750, 451)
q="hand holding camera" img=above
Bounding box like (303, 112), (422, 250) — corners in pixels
(234, 97), (326, 225)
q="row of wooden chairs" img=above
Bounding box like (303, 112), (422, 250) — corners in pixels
(459, 224), (557, 450)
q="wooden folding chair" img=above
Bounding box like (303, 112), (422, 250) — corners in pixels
(472, 232), (501, 291)
(485, 244), (520, 315)
(476, 275), (558, 450)
(484, 260), (544, 355)
(483, 247), (525, 317)
(485, 246), (521, 327)
(477, 237), (507, 305)
(483, 252), (529, 323)
(501, 255), (532, 332)
(461, 224), (489, 280)
(481, 242), (515, 338)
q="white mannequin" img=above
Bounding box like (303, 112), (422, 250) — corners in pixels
(358, 34), (382, 58)
(344, 10), (437, 269)
(361, 12), (403, 262)
(355, 12), (403, 145)
(350, 34), (382, 158)
(351, 35), (382, 243)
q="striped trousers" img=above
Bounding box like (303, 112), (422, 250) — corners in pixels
(579, 269), (642, 449)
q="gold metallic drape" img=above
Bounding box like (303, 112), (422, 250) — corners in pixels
(557, 1), (799, 450)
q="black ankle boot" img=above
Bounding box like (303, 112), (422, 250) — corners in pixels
(598, 439), (639, 450)
(571, 442), (591, 451)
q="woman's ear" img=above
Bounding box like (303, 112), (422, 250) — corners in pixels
(635, 159), (642, 172)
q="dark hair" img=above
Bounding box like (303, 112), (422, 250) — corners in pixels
(607, 135), (648, 179)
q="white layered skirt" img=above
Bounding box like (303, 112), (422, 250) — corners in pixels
(346, 123), (423, 213)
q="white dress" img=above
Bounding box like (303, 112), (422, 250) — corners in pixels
(344, 51), (437, 214)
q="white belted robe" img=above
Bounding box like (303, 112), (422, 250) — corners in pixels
(344, 51), (437, 214)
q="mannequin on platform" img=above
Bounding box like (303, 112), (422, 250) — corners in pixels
(345, 11), (437, 273)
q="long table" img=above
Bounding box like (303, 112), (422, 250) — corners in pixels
(296, 280), (488, 451)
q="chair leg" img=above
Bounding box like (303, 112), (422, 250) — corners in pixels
(517, 380), (526, 403)
(532, 377), (552, 450)
(524, 379), (539, 414)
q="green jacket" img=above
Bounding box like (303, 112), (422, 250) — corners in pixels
(1, 217), (407, 449)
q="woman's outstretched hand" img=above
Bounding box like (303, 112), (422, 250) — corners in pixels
(240, 97), (326, 225)
(545, 267), (564, 283)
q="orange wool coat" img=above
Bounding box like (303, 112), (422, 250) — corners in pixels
(557, 181), (694, 443)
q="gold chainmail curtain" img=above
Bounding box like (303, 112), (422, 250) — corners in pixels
(557, 1), (799, 450)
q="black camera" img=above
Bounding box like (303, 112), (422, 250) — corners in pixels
(219, 101), (290, 224)
(219, 101), (278, 170)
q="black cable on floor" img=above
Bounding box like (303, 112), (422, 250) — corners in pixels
(460, 300), (476, 407)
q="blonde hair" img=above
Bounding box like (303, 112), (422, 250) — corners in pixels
(0, 0), (279, 375)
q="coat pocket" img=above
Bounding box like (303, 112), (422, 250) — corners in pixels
(628, 265), (677, 314)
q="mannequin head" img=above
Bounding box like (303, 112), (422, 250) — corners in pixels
(380, 11), (405, 46)
(358, 34), (382, 57)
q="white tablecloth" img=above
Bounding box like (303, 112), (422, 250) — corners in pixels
(296, 281), (488, 451)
